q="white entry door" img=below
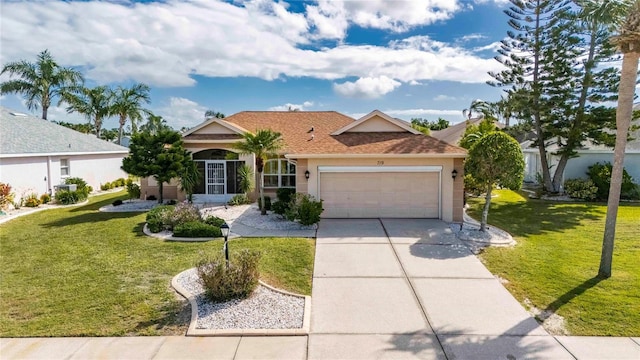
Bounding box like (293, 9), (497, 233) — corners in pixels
(206, 161), (226, 195)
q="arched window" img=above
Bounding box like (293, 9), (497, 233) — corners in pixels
(263, 159), (296, 189)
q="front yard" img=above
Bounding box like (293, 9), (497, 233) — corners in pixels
(0, 191), (315, 337)
(467, 190), (639, 336)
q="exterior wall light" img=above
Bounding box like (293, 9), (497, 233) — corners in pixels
(452, 169), (458, 180)
(305, 170), (310, 180)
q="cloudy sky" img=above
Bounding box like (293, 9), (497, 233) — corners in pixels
(1, 0), (515, 130)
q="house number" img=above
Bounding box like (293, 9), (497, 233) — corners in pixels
(377, 161), (384, 165)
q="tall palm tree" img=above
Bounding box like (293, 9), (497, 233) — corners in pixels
(64, 86), (112, 138)
(581, 0), (640, 278)
(205, 109), (225, 119)
(140, 114), (171, 135)
(111, 83), (151, 145)
(462, 99), (489, 120)
(232, 130), (283, 215)
(1, 50), (84, 120)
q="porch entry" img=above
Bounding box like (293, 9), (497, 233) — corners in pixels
(192, 149), (245, 202)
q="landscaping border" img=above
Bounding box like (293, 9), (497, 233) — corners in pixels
(171, 268), (311, 336)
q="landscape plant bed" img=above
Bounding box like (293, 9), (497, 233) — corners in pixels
(0, 192), (315, 337)
(467, 190), (640, 336)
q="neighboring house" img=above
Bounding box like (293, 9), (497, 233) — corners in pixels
(142, 110), (467, 222)
(431, 117), (504, 146)
(0, 107), (129, 196)
(521, 119), (640, 187)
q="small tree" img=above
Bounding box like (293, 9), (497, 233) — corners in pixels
(121, 130), (193, 203)
(465, 132), (525, 231)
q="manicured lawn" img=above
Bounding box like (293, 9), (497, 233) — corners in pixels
(467, 190), (639, 336)
(0, 191), (315, 337)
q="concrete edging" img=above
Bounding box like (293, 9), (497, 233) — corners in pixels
(171, 268), (311, 337)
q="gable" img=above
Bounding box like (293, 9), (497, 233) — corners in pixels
(193, 121), (241, 135)
(343, 115), (408, 133)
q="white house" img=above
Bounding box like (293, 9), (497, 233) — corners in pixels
(0, 107), (129, 197)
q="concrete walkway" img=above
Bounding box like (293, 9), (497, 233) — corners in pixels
(2, 219), (639, 359)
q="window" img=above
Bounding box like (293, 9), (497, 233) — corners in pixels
(60, 159), (70, 177)
(263, 159), (296, 188)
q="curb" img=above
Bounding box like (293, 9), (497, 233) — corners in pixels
(142, 224), (240, 242)
(171, 268), (311, 336)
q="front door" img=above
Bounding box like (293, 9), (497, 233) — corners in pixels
(206, 161), (226, 196)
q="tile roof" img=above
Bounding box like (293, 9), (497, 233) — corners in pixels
(213, 111), (466, 156)
(431, 117), (504, 145)
(0, 107), (129, 156)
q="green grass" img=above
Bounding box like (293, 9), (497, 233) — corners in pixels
(467, 190), (640, 336)
(0, 191), (315, 337)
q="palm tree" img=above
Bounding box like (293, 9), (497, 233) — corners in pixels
(580, 0), (640, 278)
(64, 86), (112, 138)
(0, 50), (83, 120)
(111, 83), (151, 145)
(205, 110), (225, 119)
(462, 99), (489, 120)
(232, 130), (283, 215)
(140, 114), (171, 135)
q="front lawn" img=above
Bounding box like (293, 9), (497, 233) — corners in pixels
(467, 190), (639, 336)
(0, 191), (315, 337)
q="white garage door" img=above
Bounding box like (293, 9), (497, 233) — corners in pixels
(319, 167), (440, 218)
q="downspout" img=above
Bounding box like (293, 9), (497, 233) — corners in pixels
(46, 156), (52, 194)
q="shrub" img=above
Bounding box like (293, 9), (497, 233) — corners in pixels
(112, 199), (123, 206)
(564, 178), (598, 201)
(23, 193), (41, 208)
(162, 202), (201, 230)
(126, 181), (141, 200)
(623, 184), (640, 200)
(258, 195), (271, 211)
(147, 195), (157, 201)
(0, 183), (14, 210)
(464, 173), (487, 197)
(273, 188), (296, 215)
(100, 183), (112, 191)
(587, 162), (636, 200)
(55, 189), (79, 205)
(40, 193), (51, 204)
(114, 178), (126, 187)
(166, 199), (177, 205)
(174, 221), (222, 238)
(204, 216), (226, 228)
(285, 193), (323, 226)
(146, 205), (175, 233)
(228, 194), (251, 205)
(64, 177), (90, 201)
(197, 249), (261, 302)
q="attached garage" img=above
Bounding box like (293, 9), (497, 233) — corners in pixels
(318, 166), (441, 218)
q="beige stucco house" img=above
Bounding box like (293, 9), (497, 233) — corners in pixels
(142, 110), (467, 222)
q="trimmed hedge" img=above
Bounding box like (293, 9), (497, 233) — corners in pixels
(173, 221), (221, 238)
(564, 178), (598, 201)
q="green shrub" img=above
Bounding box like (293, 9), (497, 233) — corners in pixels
(54, 190), (79, 205)
(146, 205), (175, 233)
(114, 178), (126, 187)
(464, 173), (487, 197)
(204, 216), (226, 228)
(564, 178), (598, 201)
(197, 249), (261, 302)
(258, 195), (272, 211)
(39, 193), (51, 204)
(174, 221), (222, 238)
(273, 188), (296, 215)
(285, 193), (323, 226)
(587, 162), (636, 200)
(623, 184), (640, 200)
(0, 183), (14, 210)
(272, 200), (288, 215)
(112, 199), (123, 206)
(228, 194), (251, 205)
(23, 193), (41, 208)
(126, 181), (141, 200)
(64, 177), (90, 201)
(100, 183), (111, 191)
(162, 202), (201, 230)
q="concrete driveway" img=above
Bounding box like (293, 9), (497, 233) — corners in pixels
(309, 218), (573, 360)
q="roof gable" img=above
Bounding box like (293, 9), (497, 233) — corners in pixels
(184, 118), (248, 136)
(332, 110), (420, 135)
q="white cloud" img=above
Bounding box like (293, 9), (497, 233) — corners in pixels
(458, 33), (486, 42)
(154, 97), (207, 130)
(268, 101), (314, 111)
(333, 76), (401, 99)
(409, 80), (423, 86)
(0, 1), (501, 88)
(473, 41), (502, 53)
(349, 108), (462, 121)
(433, 95), (456, 101)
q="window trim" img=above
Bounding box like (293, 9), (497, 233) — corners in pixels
(262, 159), (296, 189)
(60, 158), (70, 178)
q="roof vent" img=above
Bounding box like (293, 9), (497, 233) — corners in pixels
(308, 127), (314, 133)
(308, 134), (314, 141)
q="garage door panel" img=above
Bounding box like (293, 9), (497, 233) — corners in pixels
(320, 171), (440, 218)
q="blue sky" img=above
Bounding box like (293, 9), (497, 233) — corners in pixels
(1, 0), (515, 130)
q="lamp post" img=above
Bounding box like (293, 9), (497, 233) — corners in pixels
(220, 222), (230, 268)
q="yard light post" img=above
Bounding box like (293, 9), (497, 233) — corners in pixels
(221, 223), (230, 269)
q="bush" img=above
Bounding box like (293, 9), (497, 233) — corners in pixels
(23, 193), (41, 208)
(146, 205), (175, 233)
(564, 178), (598, 201)
(113, 178), (126, 187)
(40, 193), (51, 204)
(464, 173), (486, 197)
(623, 184), (640, 200)
(197, 249), (261, 302)
(174, 221), (222, 238)
(112, 199), (123, 206)
(162, 202), (201, 230)
(285, 193), (323, 226)
(100, 182), (113, 191)
(0, 183), (14, 210)
(147, 195), (157, 201)
(228, 194), (251, 205)
(258, 195), (272, 211)
(166, 199), (177, 205)
(64, 177), (90, 201)
(587, 162), (636, 200)
(55, 190), (79, 205)
(204, 216), (226, 228)
(273, 188), (296, 215)
(126, 181), (141, 200)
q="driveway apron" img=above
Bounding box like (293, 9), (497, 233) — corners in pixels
(309, 218), (574, 360)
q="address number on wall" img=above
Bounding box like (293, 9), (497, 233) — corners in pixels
(377, 161), (384, 165)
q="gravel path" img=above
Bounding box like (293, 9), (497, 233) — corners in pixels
(201, 204), (316, 230)
(175, 268), (304, 330)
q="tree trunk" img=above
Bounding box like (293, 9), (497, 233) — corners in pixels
(118, 115), (126, 145)
(599, 51), (639, 278)
(95, 116), (102, 138)
(552, 155), (570, 193)
(480, 184), (493, 232)
(158, 181), (164, 204)
(42, 107), (48, 121)
(258, 170), (266, 215)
